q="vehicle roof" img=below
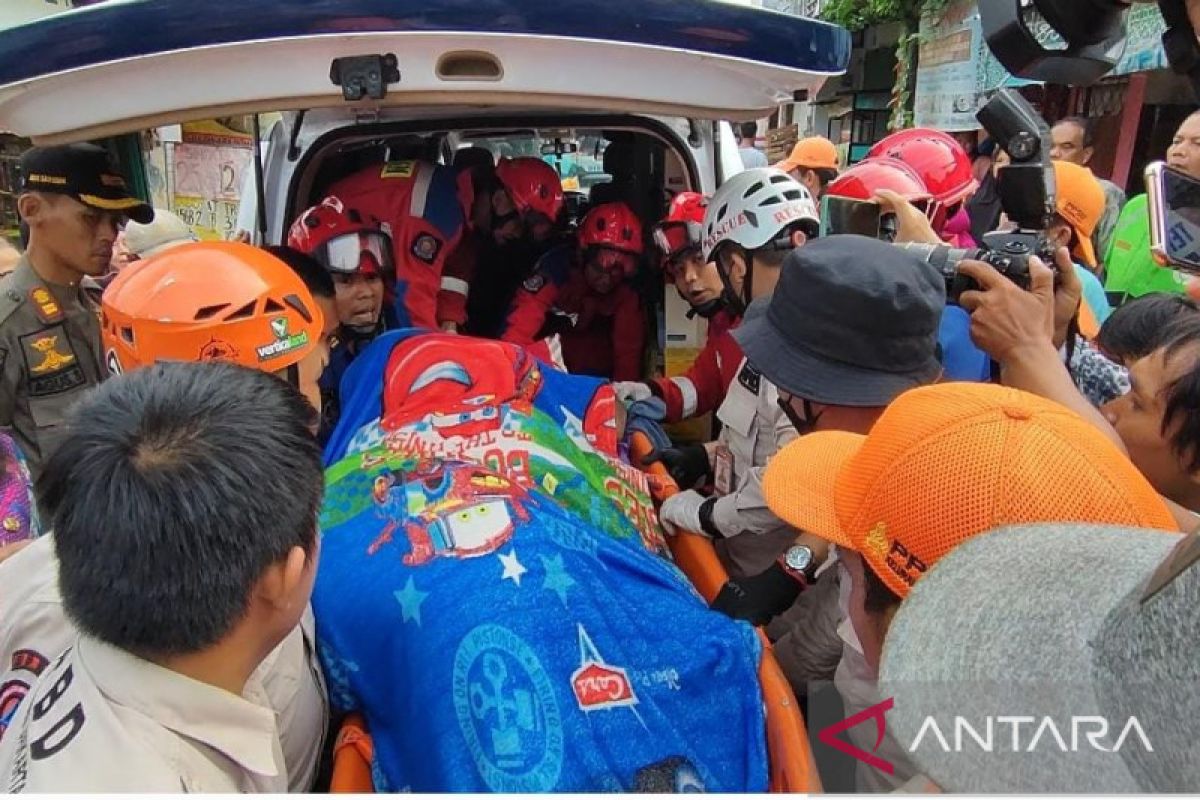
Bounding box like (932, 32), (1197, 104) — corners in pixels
(0, 0), (850, 87)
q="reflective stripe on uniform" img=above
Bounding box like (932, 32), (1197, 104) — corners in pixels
(440, 275), (469, 297)
(671, 375), (699, 419)
(409, 163), (434, 218)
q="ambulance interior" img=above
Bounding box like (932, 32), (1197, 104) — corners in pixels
(283, 117), (715, 432)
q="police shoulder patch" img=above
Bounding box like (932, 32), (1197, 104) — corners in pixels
(28, 287), (63, 324)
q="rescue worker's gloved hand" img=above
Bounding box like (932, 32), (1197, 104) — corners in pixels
(613, 381), (653, 404)
(658, 489), (717, 536)
(644, 444), (710, 490)
(710, 563), (803, 627)
(623, 398), (672, 457)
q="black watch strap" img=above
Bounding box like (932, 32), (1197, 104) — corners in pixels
(698, 496), (722, 539)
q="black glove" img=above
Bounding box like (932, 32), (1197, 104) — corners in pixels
(710, 562), (804, 627)
(642, 444), (710, 490)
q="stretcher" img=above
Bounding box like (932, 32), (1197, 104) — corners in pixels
(329, 432), (821, 793)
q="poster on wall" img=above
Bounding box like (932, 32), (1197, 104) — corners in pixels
(913, 1), (983, 131)
(171, 122), (253, 241)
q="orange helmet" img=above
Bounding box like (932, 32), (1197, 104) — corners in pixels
(101, 241), (324, 375)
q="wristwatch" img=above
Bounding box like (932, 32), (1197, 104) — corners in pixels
(778, 544), (818, 588)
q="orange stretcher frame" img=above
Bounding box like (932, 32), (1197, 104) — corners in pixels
(328, 433), (821, 793)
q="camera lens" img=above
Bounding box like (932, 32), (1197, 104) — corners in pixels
(1007, 131), (1038, 160)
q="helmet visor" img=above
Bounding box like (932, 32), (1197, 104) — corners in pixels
(317, 231), (394, 276)
(653, 220), (703, 262)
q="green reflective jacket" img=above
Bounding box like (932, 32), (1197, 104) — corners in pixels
(1104, 194), (1188, 298)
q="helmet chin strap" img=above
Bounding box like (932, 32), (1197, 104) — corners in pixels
(686, 296), (725, 320)
(715, 244), (750, 318)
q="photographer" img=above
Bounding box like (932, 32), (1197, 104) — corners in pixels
(877, 184), (1129, 406)
(960, 251), (1200, 529)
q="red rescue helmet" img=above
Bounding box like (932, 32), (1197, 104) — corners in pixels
(866, 129), (977, 208)
(495, 157), (565, 223)
(287, 196), (393, 277)
(826, 157), (932, 205)
(578, 201), (643, 277)
(652, 191), (707, 267)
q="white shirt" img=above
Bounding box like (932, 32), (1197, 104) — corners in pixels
(709, 358), (799, 575)
(739, 146), (769, 168)
(0, 635), (287, 792)
(0, 535), (327, 791)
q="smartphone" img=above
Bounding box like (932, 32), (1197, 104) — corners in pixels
(820, 195), (883, 239)
(1146, 160), (1200, 276)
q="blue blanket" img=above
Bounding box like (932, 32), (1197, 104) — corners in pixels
(313, 332), (769, 792)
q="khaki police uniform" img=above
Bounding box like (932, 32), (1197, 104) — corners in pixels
(0, 259), (105, 481)
(709, 357), (800, 578)
(0, 635), (286, 792)
(0, 535), (328, 791)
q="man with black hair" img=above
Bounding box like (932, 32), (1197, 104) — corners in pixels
(1096, 292), (1200, 366)
(0, 244), (332, 791)
(1050, 116), (1126, 259)
(0, 144), (153, 481)
(0, 362), (324, 792)
(959, 250), (1200, 529)
(735, 121), (768, 168)
(1100, 313), (1200, 515)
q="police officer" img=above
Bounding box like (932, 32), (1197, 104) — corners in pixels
(0, 144), (152, 480)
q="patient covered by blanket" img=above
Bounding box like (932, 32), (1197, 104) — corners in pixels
(314, 331), (768, 792)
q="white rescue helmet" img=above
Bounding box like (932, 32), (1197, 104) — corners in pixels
(700, 168), (819, 262)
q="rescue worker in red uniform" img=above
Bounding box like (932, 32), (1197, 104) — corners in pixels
(288, 196), (398, 440)
(614, 192), (740, 423)
(323, 156), (561, 332)
(501, 202), (645, 381)
(439, 157), (564, 333)
(655, 168), (823, 578)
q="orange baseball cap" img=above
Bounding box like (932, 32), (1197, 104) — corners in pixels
(1053, 160), (1106, 270)
(775, 136), (840, 173)
(763, 382), (1177, 599)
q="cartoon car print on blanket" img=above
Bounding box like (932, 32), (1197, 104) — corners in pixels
(367, 460), (535, 566)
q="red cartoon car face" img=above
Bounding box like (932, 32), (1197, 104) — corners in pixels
(427, 396), (502, 439)
(382, 334), (543, 429)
